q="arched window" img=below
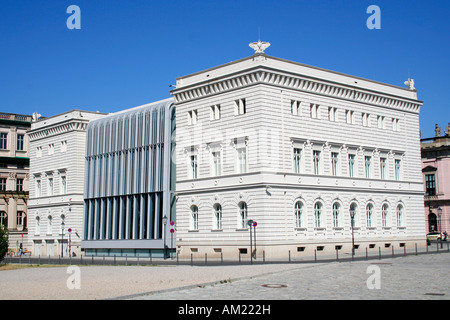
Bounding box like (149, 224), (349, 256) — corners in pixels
(294, 201), (303, 228)
(35, 216), (40, 235)
(190, 206), (198, 230)
(396, 204), (404, 227)
(382, 204), (389, 227)
(213, 204), (222, 230)
(238, 202), (248, 229)
(332, 202), (340, 228)
(314, 202), (322, 228)
(350, 203), (358, 227)
(366, 203), (374, 227)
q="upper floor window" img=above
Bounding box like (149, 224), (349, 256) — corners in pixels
(362, 113), (370, 127)
(211, 151), (222, 176)
(190, 205), (199, 230)
(396, 204), (404, 227)
(382, 204), (389, 227)
(187, 110), (198, 125)
(189, 155), (198, 179)
(395, 159), (401, 180)
(293, 148), (302, 174)
(313, 150), (321, 175)
(328, 107), (337, 122)
(345, 110), (355, 124)
(314, 202), (322, 228)
(16, 178), (24, 192)
(291, 100), (301, 116)
(380, 157), (387, 179)
(60, 175), (67, 194)
(210, 105), (221, 120)
(0, 133), (7, 149)
(36, 146), (42, 158)
(17, 134), (24, 151)
(310, 104), (319, 119)
(61, 140), (67, 153)
(425, 174), (436, 196)
(366, 203), (374, 228)
(0, 178), (6, 191)
(365, 156), (372, 178)
(348, 154), (355, 177)
(238, 202), (248, 229)
(213, 204), (222, 230)
(234, 99), (246, 115)
(48, 143), (54, 155)
(294, 201), (303, 228)
(331, 152), (339, 176)
(236, 147), (247, 174)
(332, 202), (340, 228)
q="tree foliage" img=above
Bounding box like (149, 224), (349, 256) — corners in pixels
(0, 225), (9, 263)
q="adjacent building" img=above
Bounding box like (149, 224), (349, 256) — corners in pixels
(421, 123), (450, 234)
(170, 44), (426, 259)
(27, 110), (107, 257)
(82, 98), (175, 257)
(0, 113), (32, 253)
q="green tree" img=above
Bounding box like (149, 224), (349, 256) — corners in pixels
(0, 225), (9, 263)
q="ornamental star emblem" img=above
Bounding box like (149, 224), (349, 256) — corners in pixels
(249, 40), (271, 54)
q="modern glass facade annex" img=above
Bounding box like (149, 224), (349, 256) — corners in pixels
(82, 98), (175, 256)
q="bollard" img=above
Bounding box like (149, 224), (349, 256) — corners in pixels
(336, 248), (339, 262)
(176, 251), (179, 265)
(366, 247), (368, 261)
(114, 254), (116, 264)
(437, 240), (439, 252)
(288, 250), (291, 263)
(125, 254), (128, 266)
(239, 251), (241, 264)
(314, 249), (317, 263)
(263, 250), (265, 264)
(404, 245), (406, 256)
(190, 253), (193, 267)
(103, 255), (105, 265)
(378, 247), (381, 260)
(392, 246), (394, 258)
(205, 253), (207, 266)
(221, 252), (223, 265)
(415, 243), (418, 256)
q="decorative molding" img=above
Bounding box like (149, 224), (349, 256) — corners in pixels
(171, 67), (422, 113)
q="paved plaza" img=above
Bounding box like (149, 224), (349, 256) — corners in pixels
(0, 252), (448, 300)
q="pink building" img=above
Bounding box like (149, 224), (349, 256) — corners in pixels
(421, 123), (450, 234)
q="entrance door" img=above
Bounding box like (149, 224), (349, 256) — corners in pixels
(429, 213), (438, 232)
(46, 240), (54, 256)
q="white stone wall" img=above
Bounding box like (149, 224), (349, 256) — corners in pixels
(172, 54), (425, 259)
(27, 110), (106, 256)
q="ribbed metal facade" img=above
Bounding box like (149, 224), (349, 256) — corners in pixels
(82, 98), (175, 256)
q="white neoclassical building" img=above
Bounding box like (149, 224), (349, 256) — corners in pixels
(170, 43), (425, 259)
(27, 110), (107, 257)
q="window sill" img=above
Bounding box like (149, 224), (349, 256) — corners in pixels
(188, 230), (199, 232)
(235, 228), (248, 232)
(211, 229), (223, 232)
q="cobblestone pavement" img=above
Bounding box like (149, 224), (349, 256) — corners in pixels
(127, 252), (450, 300)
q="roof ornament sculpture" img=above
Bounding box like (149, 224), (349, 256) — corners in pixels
(404, 78), (415, 90)
(249, 39), (271, 54)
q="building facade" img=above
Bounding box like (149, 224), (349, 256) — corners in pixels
(421, 123), (450, 234)
(0, 113), (31, 253)
(171, 47), (426, 259)
(82, 98), (175, 257)
(27, 110), (107, 257)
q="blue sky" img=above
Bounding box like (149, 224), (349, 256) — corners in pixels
(0, 0), (448, 138)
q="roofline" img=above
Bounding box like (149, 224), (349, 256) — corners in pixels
(176, 53), (417, 95)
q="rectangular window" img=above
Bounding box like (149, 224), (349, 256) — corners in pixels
(313, 150), (321, 175)
(36, 178), (41, 197)
(377, 116), (385, 129)
(237, 147), (247, 174)
(188, 110), (198, 125)
(362, 113), (369, 127)
(395, 159), (401, 181)
(234, 99), (246, 115)
(16, 178), (24, 192)
(36, 146), (42, 158)
(48, 144), (54, 155)
(425, 174), (436, 196)
(291, 100), (301, 116)
(293, 148), (302, 173)
(48, 177), (53, 195)
(60, 175), (67, 194)
(310, 104), (319, 119)
(331, 152), (339, 176)
(0, 133), (7, 149)
(346, 110), (354, 124)
(0, 178), (6, 191)
(348, 154), (355, 177)
(380, 157), (386, 179)
(211, 151), (221, 176)
(210, 105), (221, 120)
(365, 156), (372, 178)
(328, 107), (337, 122)
(16, 211), (25, 226)
(61, 140), (67, 153)
(17, 134), (24, 151)
(190, 155), (198, 179)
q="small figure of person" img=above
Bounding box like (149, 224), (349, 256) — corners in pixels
(18, 243), (23, 256)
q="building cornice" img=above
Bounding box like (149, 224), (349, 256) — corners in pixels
(171, 65), (422, 114)
(27, 118), (90, 141)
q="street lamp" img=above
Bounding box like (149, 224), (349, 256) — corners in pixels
(350, 207), (356, 260)
(61, 221), (65, 258)
(438, 207), (443, 249)
(163, 216), (168, 259)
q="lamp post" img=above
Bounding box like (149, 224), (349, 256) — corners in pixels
(350, 208), (356, 260)
(247, 219), (254, 265)
(61, 221), (65, 258)
(438, 207), (443, 249)
(163, 216), (168, 259)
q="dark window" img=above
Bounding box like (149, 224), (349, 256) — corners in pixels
(425, 174), (436, 196)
